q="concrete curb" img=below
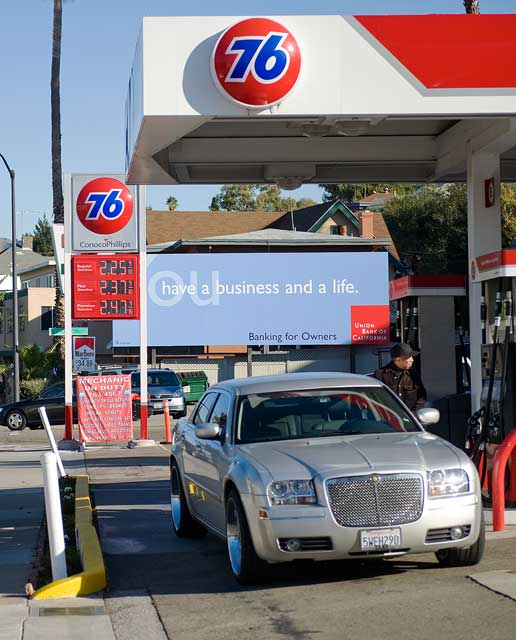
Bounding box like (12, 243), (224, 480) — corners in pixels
(33, 475), (106, 599)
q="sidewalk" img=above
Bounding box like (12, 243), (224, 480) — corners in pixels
(2, 440), (516, 640)
(0, 443), (115, 640)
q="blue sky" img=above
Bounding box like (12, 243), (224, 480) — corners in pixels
(0, 0), (514, 239)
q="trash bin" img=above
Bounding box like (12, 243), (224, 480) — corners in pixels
(177, 371), (209, 403)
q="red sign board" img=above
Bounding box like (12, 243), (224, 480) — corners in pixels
(485, 177), (495, 208)
(350, 305), (390, 344)
(77, 374), (133, 443)
(72, 254), (140, 319)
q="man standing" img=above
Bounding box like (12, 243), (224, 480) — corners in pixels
(374, 343), (427, 412)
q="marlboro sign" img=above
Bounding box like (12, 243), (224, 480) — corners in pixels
(73, 336), (96, 372)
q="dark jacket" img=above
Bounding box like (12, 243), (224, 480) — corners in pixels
(373, 362), (427, 411)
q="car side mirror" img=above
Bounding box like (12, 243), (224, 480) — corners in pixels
(416, 407), (440, 426)
(195, 423), (223, 440)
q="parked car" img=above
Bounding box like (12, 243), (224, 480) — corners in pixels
(131, 369), (186, 418)
(0, 379), (152, 430)
(170, 372), (484, 585)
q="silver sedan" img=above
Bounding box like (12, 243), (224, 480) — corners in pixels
(170, 372), (484, 584)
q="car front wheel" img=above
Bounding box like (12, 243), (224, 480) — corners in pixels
(225, 489), (266, 585)
(6, 410), (27, 431)
(170, 460), (206, 538)
(435, 513), (485, 567)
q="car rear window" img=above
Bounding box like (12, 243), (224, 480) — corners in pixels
(236, 387), (421, 444)
(132, 371), (180, 387)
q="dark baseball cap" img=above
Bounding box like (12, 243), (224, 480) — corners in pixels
(391, 343), (419, 358)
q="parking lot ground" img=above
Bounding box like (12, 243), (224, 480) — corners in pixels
(82, 444), (516, 640)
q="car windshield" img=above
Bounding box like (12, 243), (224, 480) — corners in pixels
(132, 371), (180, 388)
(235, 387), (421, 444)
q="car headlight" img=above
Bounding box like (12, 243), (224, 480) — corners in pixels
(171, 390), (184, 398)
(267, 480), (316, 505)
(428, 468), (469, 497)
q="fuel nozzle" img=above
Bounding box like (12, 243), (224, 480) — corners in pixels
(505, 290), (513, 331)
(494, 291), (502, 328)
(487, 413), (501, 443)
(480, 296), (487, 328)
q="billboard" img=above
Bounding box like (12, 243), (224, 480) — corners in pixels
(113, 253), (389, 347)
(77, 375), (133, 443)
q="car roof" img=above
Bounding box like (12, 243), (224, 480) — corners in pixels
(211, 372), (382, 395)
(131, 368), (175, 374)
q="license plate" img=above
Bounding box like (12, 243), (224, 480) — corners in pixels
(360, 527), (402, 551)
(153, 402), (163, 409)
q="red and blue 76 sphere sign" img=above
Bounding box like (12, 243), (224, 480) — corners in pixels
(76, 177), (133, 235)
(211, 18), (301, 109)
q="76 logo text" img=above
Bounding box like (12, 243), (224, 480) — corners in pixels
(85, 189), (126, 220)
(225, 32), (290, 84)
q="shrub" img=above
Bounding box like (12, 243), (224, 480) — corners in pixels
(20, 378), (47, 398)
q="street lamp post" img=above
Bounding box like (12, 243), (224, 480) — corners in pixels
(0, 153), (19, 402)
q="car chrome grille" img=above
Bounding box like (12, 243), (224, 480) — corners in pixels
(326, 473), (423, 527)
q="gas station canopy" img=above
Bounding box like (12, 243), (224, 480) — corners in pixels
(125, 14), (516, 187)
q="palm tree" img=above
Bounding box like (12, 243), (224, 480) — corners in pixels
(51, 0), (65, 350)
(464, 1), (480, 13)
(166, 196), (178, 211)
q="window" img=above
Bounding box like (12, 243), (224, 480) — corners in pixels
(35, 278), (41, 287)
(22, 281), (29, 289)
(236, 387), (421, 444)
(210, 393), (230, 429)
(193, 393), (218, 425)
(40, 383), (65, 399)
(41, 306), (54, 331)
(329, 225), (340, 235)
(131, 370), (180, 388)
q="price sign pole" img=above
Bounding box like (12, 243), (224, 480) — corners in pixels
(138, 185), (148, 439)
(64, 174), (74, 441)
(63, 173), (142, 444)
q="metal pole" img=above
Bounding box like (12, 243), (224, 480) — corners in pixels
(40, 452), (67, 581)
(0, 153), (19, 401)
(138, 185), (149, 439)
(247, 346), (253, 377)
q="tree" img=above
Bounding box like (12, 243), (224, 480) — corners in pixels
(319, 183), (421, 203)
(210, 184), (316, 212)
(382, 183), (516, 274)
(166, 196), (178, 211)
(31, 216), (53, 255)
(383, 185), (468, 274)
(51, 0), (65, 349)
(464, 0), (480, 13)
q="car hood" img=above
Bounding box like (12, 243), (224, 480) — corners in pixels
(238, 432), (463, 482)
(0, 398), (38, 410)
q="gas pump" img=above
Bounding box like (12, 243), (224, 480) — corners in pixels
(389, 274), (467, 406)
(468, 250), (516, 503)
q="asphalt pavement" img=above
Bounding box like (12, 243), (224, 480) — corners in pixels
(1, 422), (516, 640)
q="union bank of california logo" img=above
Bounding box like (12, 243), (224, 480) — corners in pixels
(211, 17), (302, 109)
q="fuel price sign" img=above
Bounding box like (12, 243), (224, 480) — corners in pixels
(72, 254), (140, 320)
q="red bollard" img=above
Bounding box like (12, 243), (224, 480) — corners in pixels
(492, 429), (516, 531)
(139, 404), (148, 440)
(163, 399), (171, 443)
(64, 404), (73, 440)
